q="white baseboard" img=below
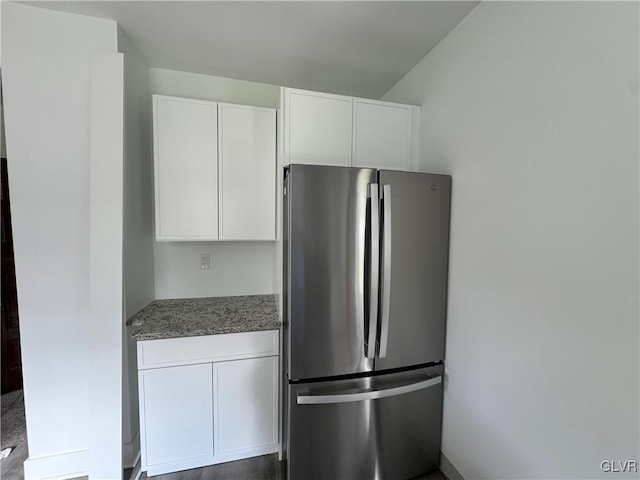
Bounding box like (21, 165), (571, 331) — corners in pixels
(128, 460), (142, 480)
(122, 431), (140, 469)
(23, 449), (89, 480)
(440, 452), (465, 480)
(23, 437), (142, 480)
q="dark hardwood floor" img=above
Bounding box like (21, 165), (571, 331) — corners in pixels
(1, 389), (28, 480)
(1, 441), (28, 480)
(140, 454), (283, 480)
(138, 454), (447, 480)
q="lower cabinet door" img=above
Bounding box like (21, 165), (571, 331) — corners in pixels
(140, 363), (214, 474)
(215, 356), (278, 461)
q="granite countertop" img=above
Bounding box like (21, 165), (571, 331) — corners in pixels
(126, 294), (280, 341)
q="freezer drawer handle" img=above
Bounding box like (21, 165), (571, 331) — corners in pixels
(297, 375), (442, 405)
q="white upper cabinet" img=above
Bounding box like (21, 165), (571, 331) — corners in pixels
(284, 88), (353, 167)
(281, 87), (420, 171)
(153, 96), (218, 241)
(353, 99), (414, 171)
(152, 95), (277, 241)
(218, 104), (276, 240)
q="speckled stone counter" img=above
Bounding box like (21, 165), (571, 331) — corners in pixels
(126, 295), (280, 341)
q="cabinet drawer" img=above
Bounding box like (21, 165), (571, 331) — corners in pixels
(138, 330), (279, 369)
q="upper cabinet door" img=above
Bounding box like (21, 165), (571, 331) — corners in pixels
(284, 88), (353, 167)
(353, 99), (414, 171)
(218, 104), (276, 240)
(153, 95), (218, 241)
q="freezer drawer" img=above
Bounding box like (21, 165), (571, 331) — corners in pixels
(286, 366), (443, 480)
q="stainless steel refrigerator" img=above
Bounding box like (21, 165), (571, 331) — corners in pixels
(282, 164), (451, 480)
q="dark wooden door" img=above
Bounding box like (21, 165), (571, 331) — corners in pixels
(1, 157), (23, 394)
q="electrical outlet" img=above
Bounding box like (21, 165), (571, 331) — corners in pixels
(200, 254), (210, 269)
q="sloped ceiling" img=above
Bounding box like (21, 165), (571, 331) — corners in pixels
(24, 1), (478, 98)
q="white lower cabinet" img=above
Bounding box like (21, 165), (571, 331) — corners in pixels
(138, 331), (279, 477)
(140, 364), (214, 475)
(215, 357), (279, 461)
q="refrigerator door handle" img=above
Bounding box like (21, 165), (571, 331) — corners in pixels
(379, 184), (392, 358)
(297, 375), (442, 405)
(366, 183), (380, 359)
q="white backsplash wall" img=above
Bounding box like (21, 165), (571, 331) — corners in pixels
(154, 242), (275, 298)
(149, 68), (280, 298)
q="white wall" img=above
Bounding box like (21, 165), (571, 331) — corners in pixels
(383, 2), (639, 479)
(122, 39), (155, 335)
(119, 29), (155, 468)
(1, 104), (6, 158)
(1, 3), (121, 478)
(1, 62), (4, 158)
(154, 242), (275, 298)
(149, 67), (280, 108)
(1, 88), (6, 158)
(149, 68), (280, 299)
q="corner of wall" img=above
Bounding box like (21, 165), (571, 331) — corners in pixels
(440, 453), (465, 480)
(118, 26), (155, 470)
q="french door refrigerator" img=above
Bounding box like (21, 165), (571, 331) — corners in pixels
(283, 164), (451, 480)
